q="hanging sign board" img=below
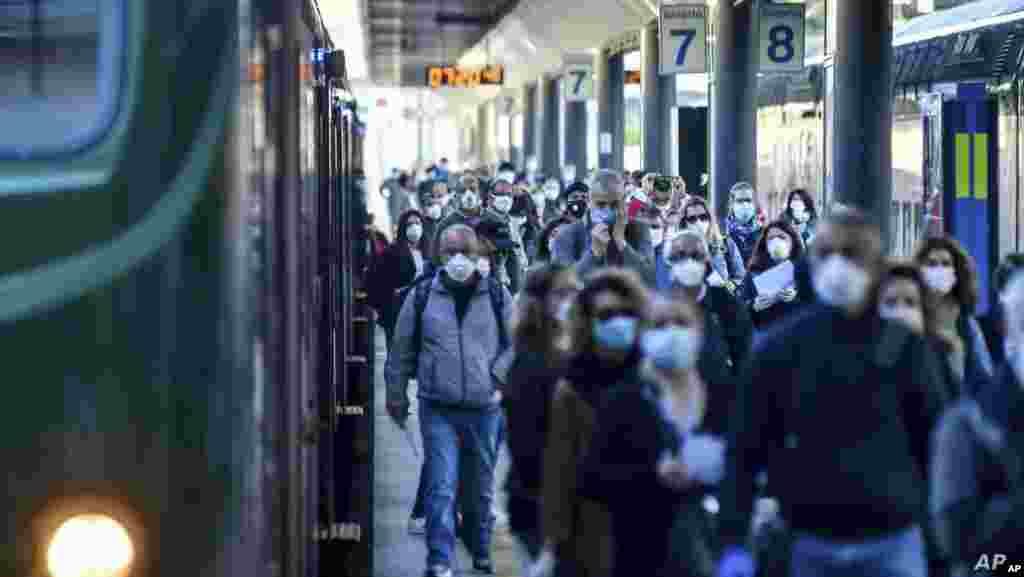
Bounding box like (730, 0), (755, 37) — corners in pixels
(563, 65), (593, 102)
(759, 3), (806, 72)
(659, 1), (708, 75)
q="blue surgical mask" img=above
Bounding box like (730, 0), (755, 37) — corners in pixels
(642, 327), (701, 371)
(593, 316), (637, 352)
(590, 207), (616, 226)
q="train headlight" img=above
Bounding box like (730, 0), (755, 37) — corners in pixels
(46, 514), (134, 577)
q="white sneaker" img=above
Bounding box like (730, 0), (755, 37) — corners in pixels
(424, 564), (452, 577)
(492, 507), (508, 528)
(408, 516), (426, 535)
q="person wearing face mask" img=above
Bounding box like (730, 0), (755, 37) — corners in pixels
(914, 236), (994, 395)
(930, 271), (1024, 575)
(481, 173), (526, 294)
(385, 224), (513, 577)
(501, 264), (580, 574)
(538, 268), (650, 577)
(681, 197), (745, 293)
(738, 220), (808, 330)
(551, 169), (656, 286)
(531, 217), (570, 270)
(781, 189), (817, 248)
(979, 254), (1024, 367)
(723, 182), (763, 266)
(717, 210), (946, 577)
(660, 231), (752, 436)
(540, 178), (564, 223)
(368, 210), (433, 352)
(578, 294), (723, 577)
(508, 184), (542, 264)
(432, 173), (485, 256)
(563, 181), (590, 224)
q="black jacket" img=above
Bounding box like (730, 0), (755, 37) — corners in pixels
(739, 262), (812, 329)
(698, 286), (753, 435)
(578, 378), (701, 577)
(718, 305), (946, 545)
(502, 349), (566, 536)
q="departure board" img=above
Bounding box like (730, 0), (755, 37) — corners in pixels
(427, 65), (504, 88)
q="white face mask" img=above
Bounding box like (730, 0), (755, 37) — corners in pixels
(733, 203), (755, 222)
(813, 255), (870, 310)
(445, 253), (476, 283)
(493, 195), (513, 213)
(672, 259), (707, 288)
(1007, 339), (1024, 386)
(406, 224), (423, 244)
(555, 299), (573, 324)
(427, 204), (442, 220)
(461, 191), (481, 210)
(477, 257), (491, 278)
(651, 227), (665, 247)
(532, 192), (546, 206)
(767, 237), (792, 261)
(922, 266), (957, 296)
(545, 183), (560, 200)
(690, 220), (710, 236)
(878, 303), (924, 334)
(641, 327), (701, 371)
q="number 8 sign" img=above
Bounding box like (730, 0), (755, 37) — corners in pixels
(659, 2), (707, 75)
(759, 3), (805, 72)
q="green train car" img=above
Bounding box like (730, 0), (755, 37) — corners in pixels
(0, 1), (372, 576)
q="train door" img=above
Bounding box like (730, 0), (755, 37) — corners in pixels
(942, 83), (997, 313)
(676, 107), (708, 196)
(997, 83), (1024, 263)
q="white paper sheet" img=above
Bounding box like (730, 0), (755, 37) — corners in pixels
(753, 260), (795, 295)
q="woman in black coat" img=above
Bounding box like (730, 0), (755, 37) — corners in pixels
(501, 263), (579, 569)
(739, 219), (811, 331)
(368, 209), (430, 348)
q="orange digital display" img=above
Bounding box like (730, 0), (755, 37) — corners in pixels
(427, 65), (504, 88)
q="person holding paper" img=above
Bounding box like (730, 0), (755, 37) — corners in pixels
(577, 294), (721, 577)
(739, 220), (809, 330)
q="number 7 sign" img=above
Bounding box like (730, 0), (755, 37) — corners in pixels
(563, 65), (593, 102)
(660, 2), (708, 75)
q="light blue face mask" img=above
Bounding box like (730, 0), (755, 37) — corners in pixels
(590, 207), (616, 226)
(593, 316), (637, 352)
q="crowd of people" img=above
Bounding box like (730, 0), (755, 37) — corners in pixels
(369, 159), (1024, 577)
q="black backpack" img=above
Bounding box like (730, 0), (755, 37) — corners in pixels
(401, 272), (509, 363)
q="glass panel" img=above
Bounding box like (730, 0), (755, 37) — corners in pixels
(511, 113), (523, 149)
(998, 94), (1018, 261)
(558, 79), (566, 168)
(0, 0), (122, 156)
(497, 113), (510, 152)
(892, 96), (925, 253)
(823, 64), (834, 212)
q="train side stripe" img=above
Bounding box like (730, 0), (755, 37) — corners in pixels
(974, 133), (989, 200)
(956, 133), (970, 199)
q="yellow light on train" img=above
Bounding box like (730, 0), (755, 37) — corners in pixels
(46, 514), (134, 577)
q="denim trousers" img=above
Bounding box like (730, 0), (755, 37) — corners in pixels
(790, 525), (927, 577)
(420, 400), (502, 568)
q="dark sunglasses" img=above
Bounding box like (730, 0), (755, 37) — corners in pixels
(667, 251), (707, 263)
(593, 308), (636, 322)
(684, 214), (710, 224)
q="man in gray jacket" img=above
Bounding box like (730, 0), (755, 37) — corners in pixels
(551, 168), (655, 285)
(385, 223), (512, 577)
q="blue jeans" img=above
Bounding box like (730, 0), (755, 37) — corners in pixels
(420, 400), (502, 568)
(790, 525), (927, 577)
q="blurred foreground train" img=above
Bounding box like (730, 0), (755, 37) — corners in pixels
(757, 0), (1024, 312)
(0, 2), (372, 576)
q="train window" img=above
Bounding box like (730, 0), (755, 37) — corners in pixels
(0, 0), (123, 158)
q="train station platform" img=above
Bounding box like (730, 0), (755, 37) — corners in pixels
(372, 329), (520, 577)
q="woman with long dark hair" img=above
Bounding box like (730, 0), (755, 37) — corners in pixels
(502, 264), (579, 573)
(368, 209), (431, 349)
(738, 219), (809, 330)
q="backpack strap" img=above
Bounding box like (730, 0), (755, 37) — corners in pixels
(411, 274), (434, 363)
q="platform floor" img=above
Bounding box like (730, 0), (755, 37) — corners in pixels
(372, 329), (520, 577)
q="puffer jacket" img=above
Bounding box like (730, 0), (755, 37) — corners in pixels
(384, 274), (513, 409)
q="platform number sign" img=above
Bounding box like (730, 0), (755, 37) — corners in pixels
(759, 3), (805, 72)
(563, 65), (593, 102)
(659, 2), (708, 75)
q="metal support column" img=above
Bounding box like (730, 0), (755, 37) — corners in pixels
(608, 53), (625, 171)
(565, 99), (587, 178)
(642, 24), (662, 172)
(712, 0), (758, 220)
(597, 52), (612, 170)
(523, 84), (536, 168)
(534, 78), (547, 173)
(542, 77), (560, 175)
(835, 0), (893, 245)
(659, 73), (676, 175)
(477, 104), (487, 168)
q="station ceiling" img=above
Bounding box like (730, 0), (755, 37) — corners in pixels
(364, 0), (521, 86)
